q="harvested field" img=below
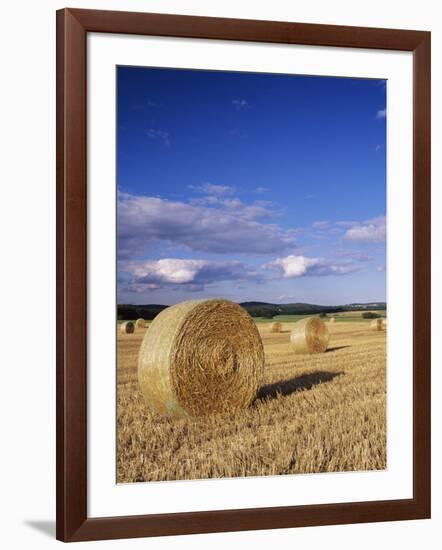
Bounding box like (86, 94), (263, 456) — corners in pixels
(117, 319), (386, 483)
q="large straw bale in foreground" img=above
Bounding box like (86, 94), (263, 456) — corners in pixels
(371, 319), (384, 331)
(138, 299), (265, 418)
(290, 316), (329, 354)
(270, 322), (283, 333)
(120, 321), (135, 334)
(135, 318), (146, 329)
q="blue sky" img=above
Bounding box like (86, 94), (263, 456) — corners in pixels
(117, 66), (386, 305)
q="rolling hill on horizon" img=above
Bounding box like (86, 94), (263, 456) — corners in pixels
(118, 301), (386, 321)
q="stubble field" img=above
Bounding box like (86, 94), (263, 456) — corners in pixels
(117, 317), (386, 483)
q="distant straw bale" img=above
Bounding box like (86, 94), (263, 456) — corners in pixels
(138, 299), (265, 418)
(371, 319), (384, 331)
(270, 322), (283, 333)
(135, 318), (145, 329)
(120, 321), (135, 334)
(381, 318), (387, 330)
(329, 317), (336, 323)
(290, 317), (329, 354)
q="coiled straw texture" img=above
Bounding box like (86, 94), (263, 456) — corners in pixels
(120, 321), (135, 334)
(290, 316), (329, 354)
(138, 299), (265, 418)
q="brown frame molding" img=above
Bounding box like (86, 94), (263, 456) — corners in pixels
(56, 8), (431, 542)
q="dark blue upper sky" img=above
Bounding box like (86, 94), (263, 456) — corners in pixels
(117, 66), (386, 305)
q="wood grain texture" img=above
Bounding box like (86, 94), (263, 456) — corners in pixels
(56, 8), (431, 542)
(412, 32), (431, 518)
(70, 8), (426, 50)
(56, 8), (87, 542)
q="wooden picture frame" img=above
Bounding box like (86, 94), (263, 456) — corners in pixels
(56, 8), (431, 542)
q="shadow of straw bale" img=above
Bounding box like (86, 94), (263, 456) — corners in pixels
(256, 371), (344, 401)
(326, 345), (350, 353)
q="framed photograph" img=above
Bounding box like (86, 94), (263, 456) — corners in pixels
(56, 8), (431, 542)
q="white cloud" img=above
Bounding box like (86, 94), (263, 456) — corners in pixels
(121, 258), (261, 291)
(189, 195), (221, 207)
(118, 192), (297, 258)
(189, 183), (235, 196)
(182, 196), (273, 220)
(268, 255), (319, 277)
(335, 220), (358, 227)
(146, 128), (170, 146)
(232, 99), (249, 110)
(266, 255), (359, 278)
(254, 187), (269, 194)
(254, 199), (273, 207)
(312, 220), (330, 230)
(376, 108), (386, 119)
(344, 216), (386, 243)
(128, 259), (205, 284)
(336, 250), (373, 262)
(221, 198), (243, 209)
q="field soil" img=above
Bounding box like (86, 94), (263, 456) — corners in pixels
(117, 319), (386, 482)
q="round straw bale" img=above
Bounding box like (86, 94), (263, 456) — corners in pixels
(371, 318), (384, 331)
(329, 317), (336, 323)
(135, 318), (145, 329)
(270, 321), (283, 333)
(120, 321), (135, 334)
(290, 316), (329, 354)
(382, 318), (387, 330)
(138, 299), (265, 418)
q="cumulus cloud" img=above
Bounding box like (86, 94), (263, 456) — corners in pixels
(120, 258), (261, 291)
(266, 255), (359, 278)
(189, 195), (275, 220)
(118, 192), (297, 258)
(344, 216), (386, 243)
(146, 128), (170, 146)
(376, 108), (386, 119)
